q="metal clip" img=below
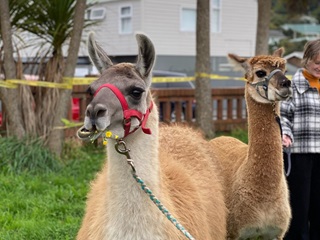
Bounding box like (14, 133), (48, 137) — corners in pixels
(115, 140), (136, 173)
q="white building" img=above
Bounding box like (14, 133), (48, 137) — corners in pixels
(17, 0), (257, 80)
(81, 0), (257, 77)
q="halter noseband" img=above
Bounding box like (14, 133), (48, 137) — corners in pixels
(249, 68), (282, 100)
(94, 83), (153, 138)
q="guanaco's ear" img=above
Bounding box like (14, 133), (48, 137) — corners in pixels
(272, 47), (285, 57)
(228, 53), (249, 72)
(87, 32), (113, 74)
(135, 33), (156, 86)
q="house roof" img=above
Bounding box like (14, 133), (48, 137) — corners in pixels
(87, 0), (129, 4)
(281, 24), (320, 35)
(284, 51), (303, 70)
(284, 51), (303, 60)
(269, 29), (286, 38)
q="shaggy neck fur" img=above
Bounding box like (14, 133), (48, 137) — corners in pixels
(245, 86), (284, 194)
(105, 102), (166, 239)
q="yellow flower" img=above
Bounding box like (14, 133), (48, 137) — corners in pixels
(105, 131), (112, 138)
(103, 140), (108, 145)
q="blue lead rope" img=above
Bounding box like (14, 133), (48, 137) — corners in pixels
(132, 173), (195, 240)
(115, 139), (195, 240)
(284, 147), (291, 177)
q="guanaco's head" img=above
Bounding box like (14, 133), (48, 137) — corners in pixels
(77, 33), (156, 141)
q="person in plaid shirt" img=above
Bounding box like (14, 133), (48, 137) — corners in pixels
(281, 39), (320, 240)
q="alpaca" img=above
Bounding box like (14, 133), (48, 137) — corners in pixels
(76, 32), (227, 240)
(210, 49), (292, 239)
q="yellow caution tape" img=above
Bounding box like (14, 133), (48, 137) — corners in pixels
(0, 76), (249, 89)
(65, 77), (96, 85)
(152, 77), (195, 83)
(0, 80), (17, 89)
(0, 73), (292, 89)
(7, 79), (72, 89)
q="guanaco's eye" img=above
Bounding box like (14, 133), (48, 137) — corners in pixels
(256, 70), (267, 78)
(130, 87), (144, 100)
(87, 87), (94, 96)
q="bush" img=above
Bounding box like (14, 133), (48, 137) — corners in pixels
(0, 136), (61, 174)
(216, 128), (248, 144)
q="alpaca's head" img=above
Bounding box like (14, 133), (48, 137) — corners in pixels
(228, 48), (292, 104)
(77, 33), (156, 141)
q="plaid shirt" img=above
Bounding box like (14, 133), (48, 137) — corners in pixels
(280, 68), (320, 153)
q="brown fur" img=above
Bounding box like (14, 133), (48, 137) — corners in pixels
(210, 50), (292, 239)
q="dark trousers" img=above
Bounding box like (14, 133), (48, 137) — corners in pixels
(284, 153), (320, 240)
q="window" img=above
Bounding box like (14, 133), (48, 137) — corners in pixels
(181, 8), (196, 32)
(120, 5), (132, 34)
(86, 8), (106, 20)
(211, 0), (221, 33)
(180, 1), (221, 33)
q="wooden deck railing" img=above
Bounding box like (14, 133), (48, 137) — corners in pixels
(153, 88), (247, 131)
(0, 86), (247, 136)
(70, 86), (247, 132)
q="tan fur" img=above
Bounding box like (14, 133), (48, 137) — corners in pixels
(77, 33), (227, 239)
(77, 112), (227, 240)
(210, 50), (292, 239)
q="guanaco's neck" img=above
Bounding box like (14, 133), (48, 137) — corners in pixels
(105, 102), (166, 239)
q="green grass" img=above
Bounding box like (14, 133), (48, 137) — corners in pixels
(0, 136), (61, 174)
(0, 129), (248, 239)
(216, 128), (248, 144)
(0, 139), (105, 240)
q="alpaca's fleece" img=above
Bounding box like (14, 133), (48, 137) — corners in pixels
(210, 49), (291, 239)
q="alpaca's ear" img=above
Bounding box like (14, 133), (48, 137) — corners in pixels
(135, 33), (156, 86)
(272, 47), (285, 57)
(87, 32), (113, 74)
(228, 53), (249, 72)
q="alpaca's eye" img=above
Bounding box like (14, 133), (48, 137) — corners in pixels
(130, 87), (144, 100)
(256, 70), (266, 78)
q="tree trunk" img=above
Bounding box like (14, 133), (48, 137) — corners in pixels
(0, 0), (25, 138)
(255, 0), (272, 55)
(47, 0), (86, 156)
(195, 0), (214, 138)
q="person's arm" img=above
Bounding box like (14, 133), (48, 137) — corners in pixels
(280, 99), (295, 147)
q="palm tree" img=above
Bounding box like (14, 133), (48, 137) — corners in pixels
(0, 0), (26, 138)
(195, 0), (214, 138)
(255, 0), (272, 55)
(48, 0), (87, 155)
(256, 0), (310, 55)
(0, 0), (88, 156)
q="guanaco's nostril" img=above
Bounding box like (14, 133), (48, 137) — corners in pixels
(86, 105), (93, 117)
(86, 104), (107, 119)
(94, 105), (107, 118)
(96, 109), (107, 118)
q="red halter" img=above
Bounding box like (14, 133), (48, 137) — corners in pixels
(94, 83), (153, 138)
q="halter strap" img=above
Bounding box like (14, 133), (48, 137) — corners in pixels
(249, 69), (282, 100)
(94, 83), (152, 138)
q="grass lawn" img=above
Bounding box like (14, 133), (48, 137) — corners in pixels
(0, 129), (247, 239)
(0, 140), (105, 240)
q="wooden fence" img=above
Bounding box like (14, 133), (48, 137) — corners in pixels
(70, 86), (247, 132)
(0, 86), (247, 136)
